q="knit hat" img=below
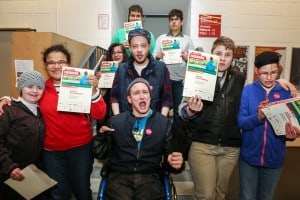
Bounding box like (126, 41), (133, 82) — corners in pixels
(17, 70), (45, 91)
(128, 29), (151, 44)
(127, 78), (151, 95)
(254, 51), (279, 68)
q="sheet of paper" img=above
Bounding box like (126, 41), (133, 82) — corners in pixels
(182, 50), (219, 101)
(57, 66), (94, 113)
(161, 38), (182, 64)
(124, 20), (143, 40)
(14, 60), (34, 87)
(262, 97), (300, 135)
(4, 164), (57, 200)
(98, 61), (119, 88)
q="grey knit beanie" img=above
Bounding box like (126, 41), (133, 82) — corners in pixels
(127, 78), (151, 95)
(17, 70), (45, 91)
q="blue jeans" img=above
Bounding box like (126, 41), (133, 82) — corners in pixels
(44, 143), (93, 200)
(239, 158), (282, 200)
(171, 80), (183, 127)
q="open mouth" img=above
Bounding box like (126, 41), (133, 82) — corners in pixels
(139, 101), (147, 109)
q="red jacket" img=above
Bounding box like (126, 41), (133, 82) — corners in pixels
(40, 79), (106, 151)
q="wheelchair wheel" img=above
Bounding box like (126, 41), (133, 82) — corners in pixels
(166, 175), (177, 200)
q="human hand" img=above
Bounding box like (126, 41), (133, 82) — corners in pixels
(277, 79), (297, 97)
(123, 40), (129, 48)
(187, 96), (203, 116)
(99, 125), (115, 133)
(0, 98), (11, 115)
(10, 168), (25, 181)
(88, 75), (99, 88)
(155, 51), (164, 60)
(285, 122), (300, 139)
(181, 52), (188, 62)
(168, 152), (183, 170)
(257, 100), (268, 120)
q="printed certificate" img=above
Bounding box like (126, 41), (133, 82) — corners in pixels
(124, 20), (143, 40)
(262, 97), (300, 136)
(161, 38), (182, 64)
(182, 50), (219, 101)
(57, 66), (94, 113)
(98, 61), (118, 88)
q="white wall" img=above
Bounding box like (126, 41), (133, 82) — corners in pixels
(0, 0), (112, 48)
(112, 0), (126, 36)
(1, 0), (300, 82)
(189, 0), (300, 83)
(56, 0), (112, 48)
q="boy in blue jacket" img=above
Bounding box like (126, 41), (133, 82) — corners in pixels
(238, 51), (298, 200)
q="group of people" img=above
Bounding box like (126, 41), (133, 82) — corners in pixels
(0, 3), (300, 200)
(178, 37), (300, 200)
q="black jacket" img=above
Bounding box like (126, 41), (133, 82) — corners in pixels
(92, 110), (183, 174)
(187, 69), (246, 147)
(0, 101), (45, 180)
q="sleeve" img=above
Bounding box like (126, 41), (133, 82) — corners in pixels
(178, 97), (189, 119)
(238, 87), (264, 131)
(91, 88), (101, 102)
(161, 66), (173, 109)
(111, 29), (124, 44)
(149, 32), (156, 55)
(110, 68), (121, 104)
(163, 120), (185, 173)
(92, 131), (113, 160)
(0, 107), (19, 178)
(153, 35), (162, 59)
(90, 97), (107, 120)
(0, 96), (12, 101)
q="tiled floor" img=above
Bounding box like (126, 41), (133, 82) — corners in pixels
(90, 160), (194, 200)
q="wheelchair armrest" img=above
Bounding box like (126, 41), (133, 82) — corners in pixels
(98, 177), (107, 200)
(163, 175), (171, 200)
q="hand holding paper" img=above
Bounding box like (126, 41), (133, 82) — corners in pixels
(5, 164), (57, 200)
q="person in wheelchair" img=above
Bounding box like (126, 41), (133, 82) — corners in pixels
(92, 78), (184, 200)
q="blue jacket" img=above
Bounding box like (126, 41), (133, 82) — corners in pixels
(110, 55), (173, 113)
(238, 80), (292, 168)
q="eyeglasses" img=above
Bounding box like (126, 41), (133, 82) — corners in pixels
(46, 60), (68, 67)
(258, 70), (278, 77)
(112, 51), (124, 55)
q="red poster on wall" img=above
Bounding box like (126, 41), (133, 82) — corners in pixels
(198, 14), (221, 38)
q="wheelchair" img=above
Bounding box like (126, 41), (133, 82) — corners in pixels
(97, 172), (177, 200)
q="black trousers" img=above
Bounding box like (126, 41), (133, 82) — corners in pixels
(104, 172), (165, 200)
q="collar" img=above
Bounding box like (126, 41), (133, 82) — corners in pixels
(166, 31), (184, 37)
(126, 55), (157, 73)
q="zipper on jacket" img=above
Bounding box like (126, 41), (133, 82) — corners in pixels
(260, 93), (269, 166)
(137, 148), (140, 159)
(217, 90), (225, 146)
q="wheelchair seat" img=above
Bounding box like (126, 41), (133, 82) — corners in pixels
(97, 173), (177, 200)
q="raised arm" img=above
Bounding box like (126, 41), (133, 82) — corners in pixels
(277, 79), (297, 97)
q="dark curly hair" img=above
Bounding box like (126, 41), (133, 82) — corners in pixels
(42, 44), (71, 64)
(106, 43), (127, 62)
